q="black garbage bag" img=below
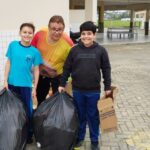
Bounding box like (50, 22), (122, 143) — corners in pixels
(33, 92), (78, 150)
(0, 89), (28, 150)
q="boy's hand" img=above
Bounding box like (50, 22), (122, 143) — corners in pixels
(32, 87), (37, 98)
(39, 64), (57, 78)
(104, 90), (111, 97)
(58, 86), (65, 93)
(32, 88), (38, 108)
(4, 81), (8, 90)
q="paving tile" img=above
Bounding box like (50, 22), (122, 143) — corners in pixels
(3, 43), (150, 150)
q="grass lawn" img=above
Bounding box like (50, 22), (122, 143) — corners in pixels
(104, 20), (141, 28)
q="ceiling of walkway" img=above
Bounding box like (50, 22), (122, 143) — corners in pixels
(70, 0), (150, 10)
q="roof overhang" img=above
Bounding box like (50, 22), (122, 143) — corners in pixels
(70, 0), (150, 11)
(99, 0), (150, 10)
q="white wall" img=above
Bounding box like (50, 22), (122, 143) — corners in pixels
(0, 31), (19, 89)
(0, 0), (69, 32)
(69, 10), (85, 32)
(134, 10), (150, 29)
(0, 0), (69, 89)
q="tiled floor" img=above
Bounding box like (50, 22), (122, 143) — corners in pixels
(27, 43), (150, 150)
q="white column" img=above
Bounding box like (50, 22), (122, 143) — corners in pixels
(85, 0), (97, 23)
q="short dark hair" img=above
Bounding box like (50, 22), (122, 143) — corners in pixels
(80, 21), (97, 34)
(48, 15), (65, 27)
(20, 23), (35, 33)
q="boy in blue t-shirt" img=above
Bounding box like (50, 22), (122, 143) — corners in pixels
(4, 23), (43, 144)
(59, 21), (111, 150)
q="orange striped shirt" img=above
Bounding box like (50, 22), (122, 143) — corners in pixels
(31, 27), (73, 75)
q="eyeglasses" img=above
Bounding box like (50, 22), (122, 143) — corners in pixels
(49, 27), (64, 33)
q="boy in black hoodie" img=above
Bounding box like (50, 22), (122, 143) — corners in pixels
(58, 21), (111, 150)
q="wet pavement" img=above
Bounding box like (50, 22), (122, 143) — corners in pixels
(96, 29), (150, 46)
(27, 42), (150, 150)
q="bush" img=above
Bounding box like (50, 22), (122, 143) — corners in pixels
(104, 20), (141, 28)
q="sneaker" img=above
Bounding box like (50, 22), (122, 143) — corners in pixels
(91, 142), (100, 150)
(74, 140), (84, 150)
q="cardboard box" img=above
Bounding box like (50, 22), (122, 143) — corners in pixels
(97, 86), (118, 133)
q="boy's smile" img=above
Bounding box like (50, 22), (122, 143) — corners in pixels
(80, 31), (96, 47)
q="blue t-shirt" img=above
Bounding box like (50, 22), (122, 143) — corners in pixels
(6, 41), (43, 87)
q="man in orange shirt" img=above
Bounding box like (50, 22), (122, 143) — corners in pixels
(31, 15), (73, 105)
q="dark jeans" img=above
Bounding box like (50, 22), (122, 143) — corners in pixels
(36, 75), (61, 106)
(8, 84), (33, 138)
(73, 90), (100, 142)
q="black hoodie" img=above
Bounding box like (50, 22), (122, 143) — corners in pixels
(60, 41), (111, 92)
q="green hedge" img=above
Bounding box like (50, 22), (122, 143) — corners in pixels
(104, 20), (141, 28)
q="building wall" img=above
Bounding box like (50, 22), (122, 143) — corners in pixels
(0, 0), (69, 89)
(69, 10), (85, 32)
(135, 10), (150, 29)
(0, 0), (69, 32)
(0, 31), (19, 89)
